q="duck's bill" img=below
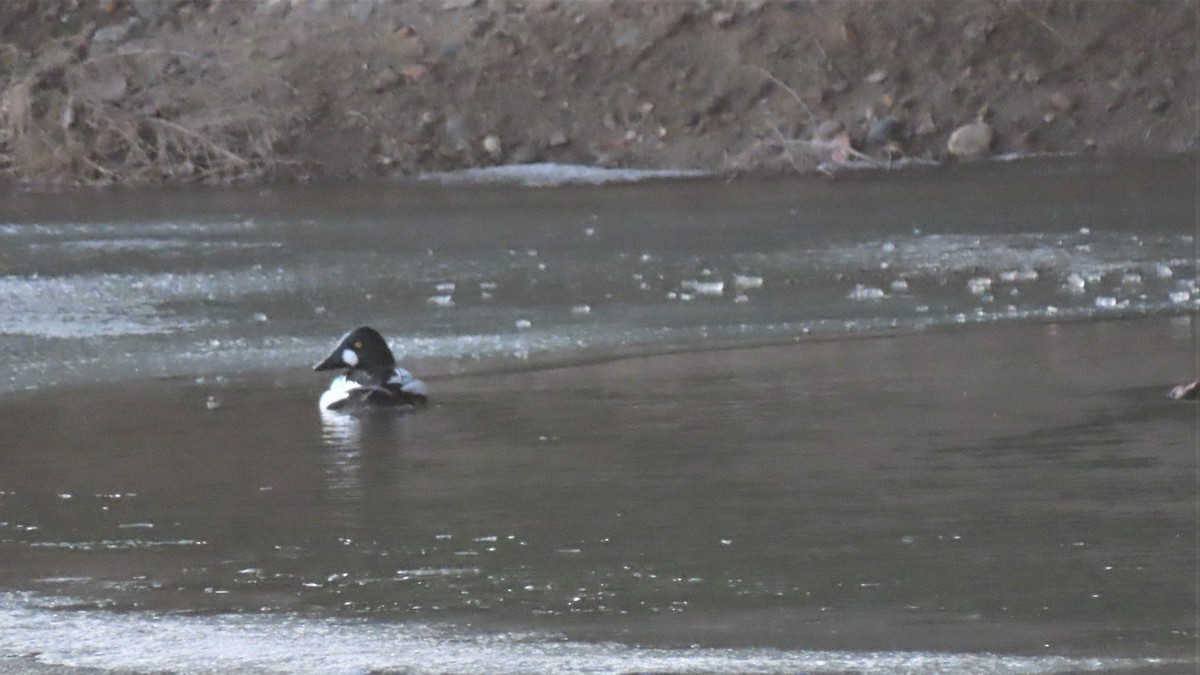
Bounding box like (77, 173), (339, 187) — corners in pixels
(313, 352), (344, 371)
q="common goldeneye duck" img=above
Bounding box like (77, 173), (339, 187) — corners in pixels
(314, 326), (428, 411)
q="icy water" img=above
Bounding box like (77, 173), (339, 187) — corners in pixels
(0, 157), (1196, 673)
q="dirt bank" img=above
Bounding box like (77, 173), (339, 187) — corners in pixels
(0, 0), (1196, 188)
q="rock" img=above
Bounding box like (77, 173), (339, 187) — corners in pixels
(1147, 96), (1171, 114)
(400, 63), (430, 83)
(527, 0), (558, 11)
(914, 111), (937, 136)
(711, 11), (735, 28)
(91, 18), (138, 46)
(482, 134), (502, 157)
(442, 0), (478, 9)
(548, 130), (570, 147)
(443, 114), (471, 147)
(865, 69), (888, 84)
(1049, 91), (1076, 112)
(372, 67), (401, 92)
(866, 117), (903, 147)
(947, 121), (992, 158)
(392, 34), (426, 59)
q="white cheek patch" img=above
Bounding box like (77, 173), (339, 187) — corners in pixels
(341, 348), (358, 367)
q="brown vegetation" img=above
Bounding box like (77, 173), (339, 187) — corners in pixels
(0, 0), (1196, 188)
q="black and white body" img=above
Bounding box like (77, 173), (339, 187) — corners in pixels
(314, 326), (428, 411)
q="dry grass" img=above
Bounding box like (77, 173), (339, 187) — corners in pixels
(0, 42), (301, 187)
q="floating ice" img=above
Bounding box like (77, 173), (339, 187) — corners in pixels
(515, 319), (532, 329)
(1094, 296), (1119, 309)
(1169, 291), (1191, 304)
(570, 304), (591, 315)
(847, 284), (886, 301)
(998, 269), (1038, 283)
(733, 274), (764, 290)
(417, 163), (707, 187)
(0, 591), (1170, 675)
(427, 295), (455, 307)
(436, 282), (457, 293)
(681, 280), (725, 296)
(966, 277), (992, 295)
(1065, 273), (1087, 293)
(889, 279), (909, 292)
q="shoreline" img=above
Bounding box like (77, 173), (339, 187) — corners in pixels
(1, 0), (1195, 189)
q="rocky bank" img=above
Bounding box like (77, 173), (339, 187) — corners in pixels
(0, 0), (1196, 188)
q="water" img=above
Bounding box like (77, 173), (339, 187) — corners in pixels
(0, 157), (1195, 673)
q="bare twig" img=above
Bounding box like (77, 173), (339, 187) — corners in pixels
(144, 117), (250, 166)
(753, 66), (816, 127)
(1012, 3), (1070, 46)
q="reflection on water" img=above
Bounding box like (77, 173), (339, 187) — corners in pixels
(319, 407), (422, 503)
(0, 157), (1196, 672)
(0, 317), (1192, 673)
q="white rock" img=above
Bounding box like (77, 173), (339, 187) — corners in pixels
(947, 121), (993, 158)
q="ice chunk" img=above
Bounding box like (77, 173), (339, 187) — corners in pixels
(1065, 273), (1086, 293)
(847, 284), (886, 301)
(733, 274), (763, 290)
(966, 277), (992, 295)
(681, 280), (724, 296)
(998, 269), (1038, 283)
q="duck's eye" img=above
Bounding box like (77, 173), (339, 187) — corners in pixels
(354, 341), (363, 349)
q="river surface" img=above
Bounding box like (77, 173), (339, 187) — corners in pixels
(0, 157), (1196, 673)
